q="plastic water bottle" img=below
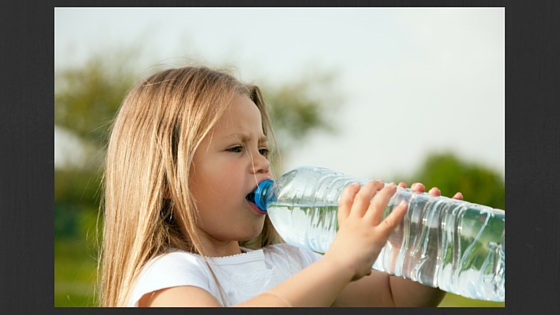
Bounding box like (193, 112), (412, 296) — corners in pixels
(249, 166), (505, 302)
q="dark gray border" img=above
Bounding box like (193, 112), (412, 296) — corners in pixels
(2, 0), (558, 314)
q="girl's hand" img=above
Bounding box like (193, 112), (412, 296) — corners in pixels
(398, 182), (463, 200)
(324, 181), (408, 282)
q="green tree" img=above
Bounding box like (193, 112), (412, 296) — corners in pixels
(396, 151), (505, 210)
(55, 50), (145, 154)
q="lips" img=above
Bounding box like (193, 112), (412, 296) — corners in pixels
(248, 200), (267, 215)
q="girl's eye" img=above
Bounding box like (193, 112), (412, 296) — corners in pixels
(227, 146), (243, 153)
(259, 148), (270, 157)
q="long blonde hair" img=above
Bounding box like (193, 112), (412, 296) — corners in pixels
(99, 65), (280, 306)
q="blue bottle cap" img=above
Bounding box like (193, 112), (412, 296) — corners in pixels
(254, 179), (274, 211)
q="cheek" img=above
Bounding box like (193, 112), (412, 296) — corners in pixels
(190, 155), (222, 190)
(190, 172), (236, 213)
(189, 172), (216, 215)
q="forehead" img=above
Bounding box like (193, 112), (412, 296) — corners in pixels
(213, 94), (264, 136)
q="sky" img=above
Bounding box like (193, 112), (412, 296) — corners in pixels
(55, 7), (504, 182)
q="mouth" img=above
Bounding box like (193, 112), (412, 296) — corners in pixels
(246, 191), (256, 204)
(246, 178), (271, 215)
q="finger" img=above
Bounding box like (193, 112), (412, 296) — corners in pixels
(428, 187), (441, 197)
(338, 182), (361, 222)
(452, 192), (463, 200)
(410, 183), (425, 193)
(398, 182), (407, 189)
(352, 180), (383, 217)
(378, 200), (408, 239)
(365, 183), (396, 224)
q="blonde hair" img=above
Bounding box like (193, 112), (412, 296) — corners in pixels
(99, 65), (280, 306)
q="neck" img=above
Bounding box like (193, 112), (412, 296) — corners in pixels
(206, 241), (243, 257)
(194, 228), (243, 258)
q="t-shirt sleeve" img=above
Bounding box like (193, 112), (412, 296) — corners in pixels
(128, 251), (212, 306)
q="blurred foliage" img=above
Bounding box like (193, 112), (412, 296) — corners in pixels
(55, 46), (145, 151)
(395, 151), (505, 210)
(259, 70), (340, 149)
(55, 168), (103, 207)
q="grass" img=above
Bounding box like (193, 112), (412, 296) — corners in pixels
(439, 293), (505, 307)
(55, 237), (99, 307)
(55, 208), (100, 307)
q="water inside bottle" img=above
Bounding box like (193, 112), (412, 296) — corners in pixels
(267, 203), (338, 254)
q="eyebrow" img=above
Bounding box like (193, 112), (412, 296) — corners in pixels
(227, 133), (268, 144)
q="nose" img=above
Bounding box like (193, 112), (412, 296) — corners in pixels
(250, 149), (270, 175)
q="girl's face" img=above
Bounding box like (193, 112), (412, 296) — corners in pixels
(189, 93), (272, 254)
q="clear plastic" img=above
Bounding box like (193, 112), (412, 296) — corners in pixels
(252, 166), (505, 302)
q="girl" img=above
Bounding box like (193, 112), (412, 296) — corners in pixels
(99, 65), (462, 307)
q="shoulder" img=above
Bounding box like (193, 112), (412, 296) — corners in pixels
(128, 249), (213, 306)
(145, 249), (207, 270)
(138, 249), (210, 281)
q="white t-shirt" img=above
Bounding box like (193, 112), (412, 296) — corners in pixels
(128, 244), (323, 306)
